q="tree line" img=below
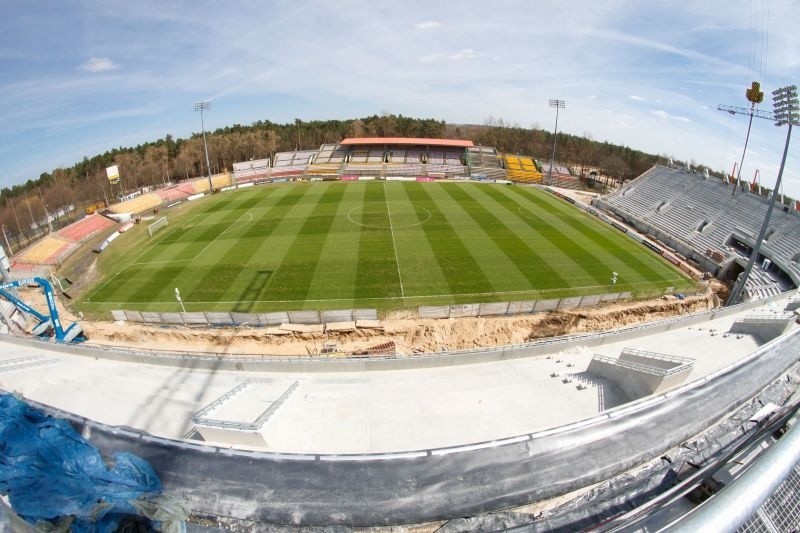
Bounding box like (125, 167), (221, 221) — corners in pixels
(0, 113), (729, 251)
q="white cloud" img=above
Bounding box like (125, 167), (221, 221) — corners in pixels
(629, 95), (645, 101)
(79, 57), (119, 73)
(418, 54), (441, 63)
(415, 20), (441, 30)
(651, 109), (691, 122)
(586, 95), (597, 100)
(446, 49), (482, 60)
(418, 49), (483, 63)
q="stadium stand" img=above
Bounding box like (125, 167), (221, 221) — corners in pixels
(193, 173), (234, 193)
(541, 162), (583, 189)
(271, 151), (316, 178)
(273, 150), (317, 168)
(14, 235), (78, 266)
(504, 155), (543, 183)
(595, 164), (800, 297)
(155, 182), (197, 203)
(305, 163), (342, 178)
(107, 193), (163, 214)
(56, 214), (116, 243)
(232, 159), (271, 184)
(466, 147), (506, 180)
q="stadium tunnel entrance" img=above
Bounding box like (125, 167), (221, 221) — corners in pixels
(723, 235), (798, 291)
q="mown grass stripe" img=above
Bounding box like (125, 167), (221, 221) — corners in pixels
(441, 183), (573, 290)
(510, 186), (684, 285)
(384, 182), (452, 298)
(137, 190), (271, 266)
(353, 182), (402, 300)
(92, 188), (278, 303)
(216, 184), (321, 309)
(182, 189), (296, 303)
(404, 183), (494, 295)
(427, 184), (534, 292)
(305, 183), (366, 303)
(265, 183), (349, 303)
(474, 185), (610, 285)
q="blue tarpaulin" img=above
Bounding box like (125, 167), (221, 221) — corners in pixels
(0, 393), (186, 531)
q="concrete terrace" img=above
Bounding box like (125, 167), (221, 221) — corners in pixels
(0, 292), (797, 455)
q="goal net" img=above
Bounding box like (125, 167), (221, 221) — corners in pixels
(148, 216), (168, 237)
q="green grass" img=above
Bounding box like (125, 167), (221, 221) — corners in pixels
(77, 181), (698, 314)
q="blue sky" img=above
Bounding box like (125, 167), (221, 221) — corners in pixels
(1, 1), (798, 196)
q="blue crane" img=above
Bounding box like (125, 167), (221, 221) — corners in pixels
(0, 277), (85, 343)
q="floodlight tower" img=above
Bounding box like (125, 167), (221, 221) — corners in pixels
(718, 82), (774, 196)
(194, 101), (214, 193)
(548, 99), (565, 187)
(727, 85), (798, 306)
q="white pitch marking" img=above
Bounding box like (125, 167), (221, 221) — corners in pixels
(384, 183), (405, 298)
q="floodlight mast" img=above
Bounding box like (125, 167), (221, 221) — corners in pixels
(727, 85), (798, 306)
(194, 101), (214, 193)
(548, 99), (565, 187)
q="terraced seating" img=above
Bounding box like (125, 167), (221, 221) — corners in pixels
(342, 163), (383, 175)
(273, 152), (295, 167)
(406, 149), (425, 163)
(314, 144), (337, 162)
(155, 183), (195, 202)
(56, 214), (115, 243)
(387, 150), (408, 163)
(194, 173), (234, 193)
(305, 163), (342, 176)
(385, 163), (424, 176)
(348, 150), (369, 163)
(596, 164), (800, 287)
(15, 235), (77, 265)
(504, 155), (543, 183)
(108, 193), (163, 214)
(425, 163), (468, 177)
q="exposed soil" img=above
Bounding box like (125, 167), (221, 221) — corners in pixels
(53, 286), (717, 357)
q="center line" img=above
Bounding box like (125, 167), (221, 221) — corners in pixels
(384, 183), (405, 298)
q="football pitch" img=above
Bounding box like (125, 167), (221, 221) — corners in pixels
(80, 181), (697, 313)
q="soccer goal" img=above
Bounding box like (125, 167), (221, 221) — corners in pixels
(148, 216), (168, 237)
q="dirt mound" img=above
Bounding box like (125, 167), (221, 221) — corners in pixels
(79, 289), (716, 356)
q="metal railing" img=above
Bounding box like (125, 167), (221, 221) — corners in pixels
(667, 417), (800, 532)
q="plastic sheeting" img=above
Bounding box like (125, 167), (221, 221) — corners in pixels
(0, 393), (188, 532)
(440, 362), (800, 532)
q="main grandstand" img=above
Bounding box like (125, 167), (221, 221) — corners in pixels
(2, 137), (800, 531)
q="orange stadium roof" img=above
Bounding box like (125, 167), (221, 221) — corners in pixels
(339, 137), (474, 148)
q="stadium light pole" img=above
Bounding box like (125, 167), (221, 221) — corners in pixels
(548, 99), (565, 187)
(194, 101), (214, 193)
(727, 85), (798, 306)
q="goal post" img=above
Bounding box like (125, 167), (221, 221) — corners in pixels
(148, 216), (168, 237)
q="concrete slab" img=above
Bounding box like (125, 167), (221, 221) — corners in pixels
(356, 319), (383, 329)
(325, 321), (356, 332)
(0, 293), (796, 455)
(278, 323), (324, 334)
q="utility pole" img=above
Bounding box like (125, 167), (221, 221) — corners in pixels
(9, 197), (23, 235)
(727, 85), (798, 306)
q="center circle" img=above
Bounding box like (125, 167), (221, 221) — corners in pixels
(348, 203), (432, 229)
